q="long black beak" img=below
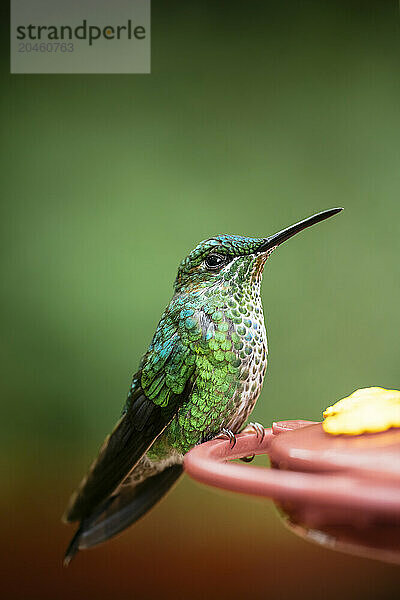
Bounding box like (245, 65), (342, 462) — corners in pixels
(257, 208), (343, 253)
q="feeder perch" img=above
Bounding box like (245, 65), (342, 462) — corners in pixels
(184, 415), (400, 564)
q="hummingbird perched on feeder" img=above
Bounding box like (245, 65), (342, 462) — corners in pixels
(63, 208), (342, 564)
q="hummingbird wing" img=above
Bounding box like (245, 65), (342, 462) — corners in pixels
(64, 463), (183, 565)
(64, 324), (194, 525)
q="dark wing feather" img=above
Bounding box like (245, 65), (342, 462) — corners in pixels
(64, 464), (183, 565)
(63, 380), (186, 524)
(63, 313), (194, 527)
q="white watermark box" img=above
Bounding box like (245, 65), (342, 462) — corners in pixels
(10, 0), (150, 74)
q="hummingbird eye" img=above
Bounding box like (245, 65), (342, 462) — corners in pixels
(204, 253), (227, 270)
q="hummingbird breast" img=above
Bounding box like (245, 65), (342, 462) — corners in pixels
(160, 281), (268, 454)
(225, 294), (268, 432)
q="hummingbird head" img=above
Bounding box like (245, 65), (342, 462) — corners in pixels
(174, 209), (343, 294)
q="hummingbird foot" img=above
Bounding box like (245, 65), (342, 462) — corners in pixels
(216, 428), (237, 449)
(242, 421), (265, 443)
(240, 454), (255, 463)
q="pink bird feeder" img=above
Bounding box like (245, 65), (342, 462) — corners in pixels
(184, 418), (400, 564)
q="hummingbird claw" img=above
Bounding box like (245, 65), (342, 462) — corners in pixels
(240, 454), (255, 463)
(217, 428), (237, 449)
(242, 421), (265, 443)
(200, 432), (214, 444)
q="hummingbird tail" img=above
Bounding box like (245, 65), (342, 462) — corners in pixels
(63, 527), (82, 567)
(63, 462), (183, 566)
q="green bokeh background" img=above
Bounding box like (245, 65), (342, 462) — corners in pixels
(2, 1), (400, 598)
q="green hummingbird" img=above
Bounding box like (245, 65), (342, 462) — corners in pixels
(63, 208), (342, 564)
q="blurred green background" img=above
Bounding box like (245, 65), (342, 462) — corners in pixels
(1, 1), (400, 598)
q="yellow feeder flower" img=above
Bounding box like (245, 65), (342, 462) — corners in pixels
(323, 387), (400, 435)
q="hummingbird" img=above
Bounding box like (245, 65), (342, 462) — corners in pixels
(63, 208), (342, 564)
